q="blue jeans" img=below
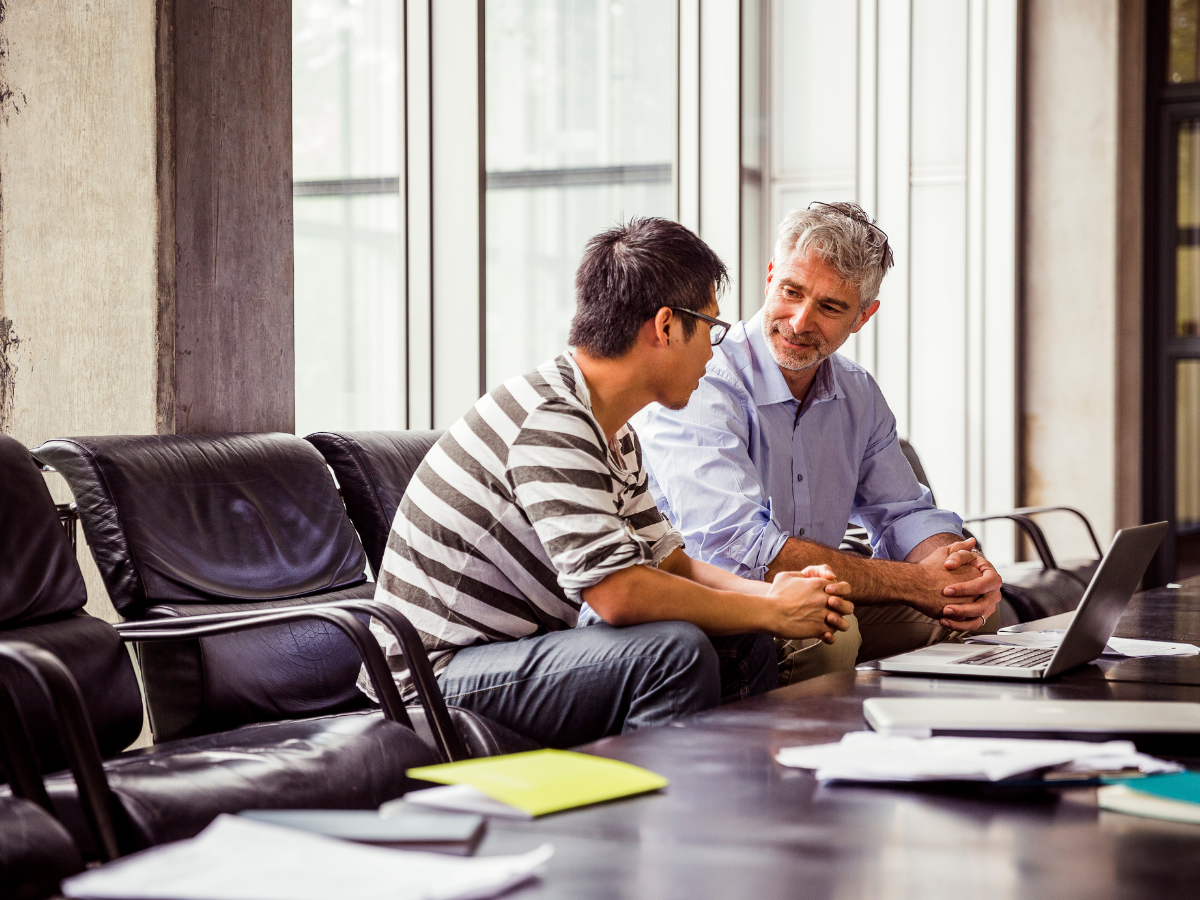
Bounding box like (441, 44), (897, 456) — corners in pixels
(436, 622), (776, 748)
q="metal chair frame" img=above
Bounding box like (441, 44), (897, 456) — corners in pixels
(0, 606), (417, 862)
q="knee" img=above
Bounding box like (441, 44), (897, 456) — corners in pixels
(639, 620), (720, 711)
(647, 620), (717, 670)
(835, 614), (862, 666)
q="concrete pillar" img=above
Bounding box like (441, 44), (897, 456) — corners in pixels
(0, 0), (293, 447)
(1021, 0), (1144, 559)
(0, 1), (294, 625)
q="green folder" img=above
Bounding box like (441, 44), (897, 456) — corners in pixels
(407, 749), (668, 817)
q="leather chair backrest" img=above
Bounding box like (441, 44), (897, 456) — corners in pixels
(0, 437), (87, 625)
(305, 431), (443, 577)
(0, 435), (142, 771)
(898, 438), (934, 505)
(33, 433), (369, 616)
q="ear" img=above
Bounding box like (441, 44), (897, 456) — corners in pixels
(850, 300), (881, 334)
(648, 307), (674, 348)
(764, 259), (775, 295)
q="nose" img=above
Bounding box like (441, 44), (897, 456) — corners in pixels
(788, 300), (815, 334)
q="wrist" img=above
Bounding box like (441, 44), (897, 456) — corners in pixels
(751, 591), (783, 633)
(899, 566), (939, 607)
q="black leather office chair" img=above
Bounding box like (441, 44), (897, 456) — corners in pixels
(0, 676), (84, 899)
(0, 435), (437, 861)
(31, 433), (375, 743)
(0, 796), (84, 899)
(31, 432), (533, 759)
(0, 633), (86, 899)
(305, 430), (443, 578)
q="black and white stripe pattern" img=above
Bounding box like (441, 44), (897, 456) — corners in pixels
(360, 353), (684, 701)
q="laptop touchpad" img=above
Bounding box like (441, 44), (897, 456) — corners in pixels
(894, 644), (988, 663)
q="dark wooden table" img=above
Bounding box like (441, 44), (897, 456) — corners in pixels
(477, 586), (1200, 899)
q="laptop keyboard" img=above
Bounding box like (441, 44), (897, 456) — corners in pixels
(953, 646), (1055, 668)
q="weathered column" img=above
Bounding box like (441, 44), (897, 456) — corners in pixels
(0, 0), (295, 630)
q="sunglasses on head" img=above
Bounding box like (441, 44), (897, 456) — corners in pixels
(807, 201), (891, 272)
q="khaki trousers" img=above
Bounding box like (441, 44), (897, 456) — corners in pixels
(775, 604), (1001, 687)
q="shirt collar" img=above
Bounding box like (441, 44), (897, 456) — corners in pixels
(560, 351), (592, 410)
(745, 310), (847, 408)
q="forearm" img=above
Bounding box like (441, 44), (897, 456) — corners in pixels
(765, 537), (931, 605)
(582, 563), (773, 636)
(904, 532), (963, 564)
(659, 549), (772, 597)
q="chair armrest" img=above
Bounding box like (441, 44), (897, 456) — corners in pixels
(1003, 505), (1103, 558)
(960, 513), (1058, 571)
(0, 673), (56, 815)
(0, 643), (122, 862)
(117, 601), (467, 762)
(113, 608), (412, 731)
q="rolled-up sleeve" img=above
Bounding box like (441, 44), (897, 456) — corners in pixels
(637, 376), (789, 580)
(852, 388), (963, 561)
(507, 404), (674, 603)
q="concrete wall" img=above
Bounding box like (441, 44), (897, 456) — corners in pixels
(0, 0), (160, 628)
(1022, 0), (1144, 559)
(0, 1), (159, 446)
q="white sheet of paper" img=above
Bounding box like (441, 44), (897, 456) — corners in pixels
(396, 785), (533, 821)
(775, 732), (1182, 783)
(968, 631), (1199, 658)
(61, 814), (553, 900)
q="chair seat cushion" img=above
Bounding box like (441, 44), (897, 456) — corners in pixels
(0, 795), (84, 900)
(136, 583), (378, 742)
(41, 711), (437, 858)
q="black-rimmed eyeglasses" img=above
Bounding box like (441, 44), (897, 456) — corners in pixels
(669, 307), (731, 346)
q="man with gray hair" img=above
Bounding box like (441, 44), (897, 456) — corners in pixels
(635, 202), (1002, 683)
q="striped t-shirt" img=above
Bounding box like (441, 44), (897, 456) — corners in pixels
(359, 353), (685, 702)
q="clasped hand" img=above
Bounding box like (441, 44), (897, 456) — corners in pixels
(914, 538), (1002, 631)
(768, 564), (854, 644)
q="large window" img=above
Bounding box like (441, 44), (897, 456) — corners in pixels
(483, 0), (677, 388)
(1145, 1), (1200, 582)
(293, 0), (403, 436)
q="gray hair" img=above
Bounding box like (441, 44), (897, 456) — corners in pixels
(773, 202), (894, 310)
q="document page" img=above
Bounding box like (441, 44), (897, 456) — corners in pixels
(62, 814), (553, 900)
(775, 732), (1181, 783)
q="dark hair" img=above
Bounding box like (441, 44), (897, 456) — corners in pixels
(568, 217), (729, 358)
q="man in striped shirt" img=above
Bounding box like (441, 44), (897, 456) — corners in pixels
(364, 218), (855, 747)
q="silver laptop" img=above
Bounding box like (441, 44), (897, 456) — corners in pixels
(863, 697), (1200, 738)
(878, 521), (1168, 680)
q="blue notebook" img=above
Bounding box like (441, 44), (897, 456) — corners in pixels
(1121, 771), (1200, 804)
(1098, 771), (1200, 824)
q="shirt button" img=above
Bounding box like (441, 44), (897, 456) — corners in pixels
(796, 474), (804, 483)
(798, 528), (806, 537)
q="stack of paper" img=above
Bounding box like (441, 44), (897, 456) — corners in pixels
(403, 749), (668, 819)
(1099, 771), (1200, 824)
(969, 631), (1199, 658)
(238, 808), (485, 853)
(61, 814), (552, 900)
(775, 732), (1183, 783)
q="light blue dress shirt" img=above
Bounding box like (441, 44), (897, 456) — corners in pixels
(633, 311), (963, 580)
